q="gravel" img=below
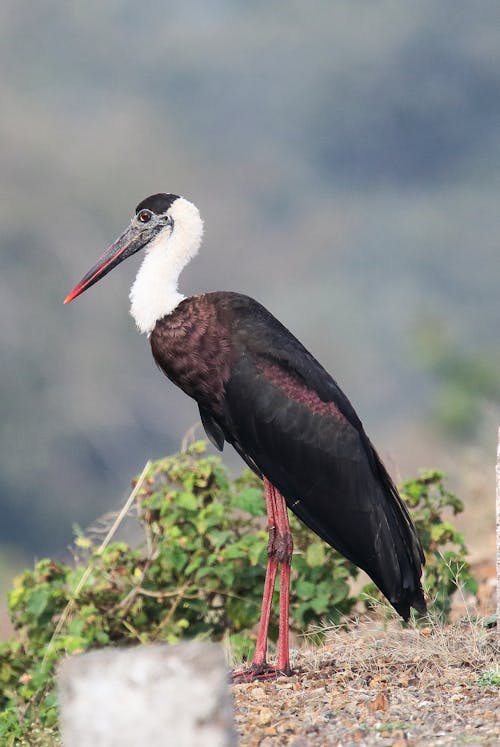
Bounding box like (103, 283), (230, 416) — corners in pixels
(232, 624), (499, 746)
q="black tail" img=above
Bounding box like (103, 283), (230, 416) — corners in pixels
(366, 441), (427, 619)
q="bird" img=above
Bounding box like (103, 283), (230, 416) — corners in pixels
(64, 193), (426, 681)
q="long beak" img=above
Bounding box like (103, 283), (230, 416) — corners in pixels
(64, 225), (144, 304)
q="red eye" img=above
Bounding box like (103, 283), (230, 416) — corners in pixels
(138, 210), (152, 223)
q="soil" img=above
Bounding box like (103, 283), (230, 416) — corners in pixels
(232, 625), (499, 746)
(232, 565), (499, 747)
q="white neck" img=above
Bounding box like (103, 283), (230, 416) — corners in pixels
(129, 197), (204, 334)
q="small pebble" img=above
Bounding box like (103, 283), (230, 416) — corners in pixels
(256, 707), (273, 726)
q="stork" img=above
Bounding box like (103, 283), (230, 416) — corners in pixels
(64, 193), (426, 682)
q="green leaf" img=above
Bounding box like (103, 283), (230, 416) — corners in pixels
(209, 529), (233, 549)
(185, 557), (203, 575)
(165, 545), (188, 572)
(462, 576), (478, 594)
(248, 537), (267, 565)
(223, 544), (247, 560)
(430, 523), (454, 543)
(310, 593), (330, 614)
(233, 488), (264, 517)
(295, 580), (315, 600)
(26, 587), (51, 620)
(329, 579), (350, 605)
(195, 566), (216, 580)
(176, 492), (199, 511)
(306, 542), (325, 567)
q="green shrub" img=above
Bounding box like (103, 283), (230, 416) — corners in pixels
(0, 444), (477, 743)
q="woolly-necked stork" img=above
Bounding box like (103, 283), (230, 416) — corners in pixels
(64, 193), (426, 681)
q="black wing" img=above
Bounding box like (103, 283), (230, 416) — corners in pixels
(200, 295), (426, 619)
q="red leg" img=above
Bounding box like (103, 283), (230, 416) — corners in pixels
(232, 479), (294, 683)
(272, 482), (293, 675)
(250, 558), (278, 667)
(250, 479), (278, 668)
(278, 562), (292, 672)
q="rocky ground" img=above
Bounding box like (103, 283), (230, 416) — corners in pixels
(233, 559), (499, 747)
(232, 621), (499, 746)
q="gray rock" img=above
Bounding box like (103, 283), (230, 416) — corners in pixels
(58, 642), (237, 746)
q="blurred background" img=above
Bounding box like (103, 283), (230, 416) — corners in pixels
(1, 1), (499, 619)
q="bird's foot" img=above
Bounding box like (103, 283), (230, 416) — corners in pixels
(231, 663), (293, 684)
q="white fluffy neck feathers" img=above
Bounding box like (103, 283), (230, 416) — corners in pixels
(129, 197), (204, 335)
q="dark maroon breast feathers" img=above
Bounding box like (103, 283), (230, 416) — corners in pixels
(149, 294), (232, 408)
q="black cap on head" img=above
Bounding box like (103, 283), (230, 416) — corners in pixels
(135, 193), (180, 216)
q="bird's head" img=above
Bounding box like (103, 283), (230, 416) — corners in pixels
(64, 193), (202, 305)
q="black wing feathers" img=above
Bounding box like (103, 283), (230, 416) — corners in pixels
(198, 405), (225, 451)
(220, 296), (425, 618)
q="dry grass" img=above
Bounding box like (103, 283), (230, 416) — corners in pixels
(304, 613), (498, 682)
